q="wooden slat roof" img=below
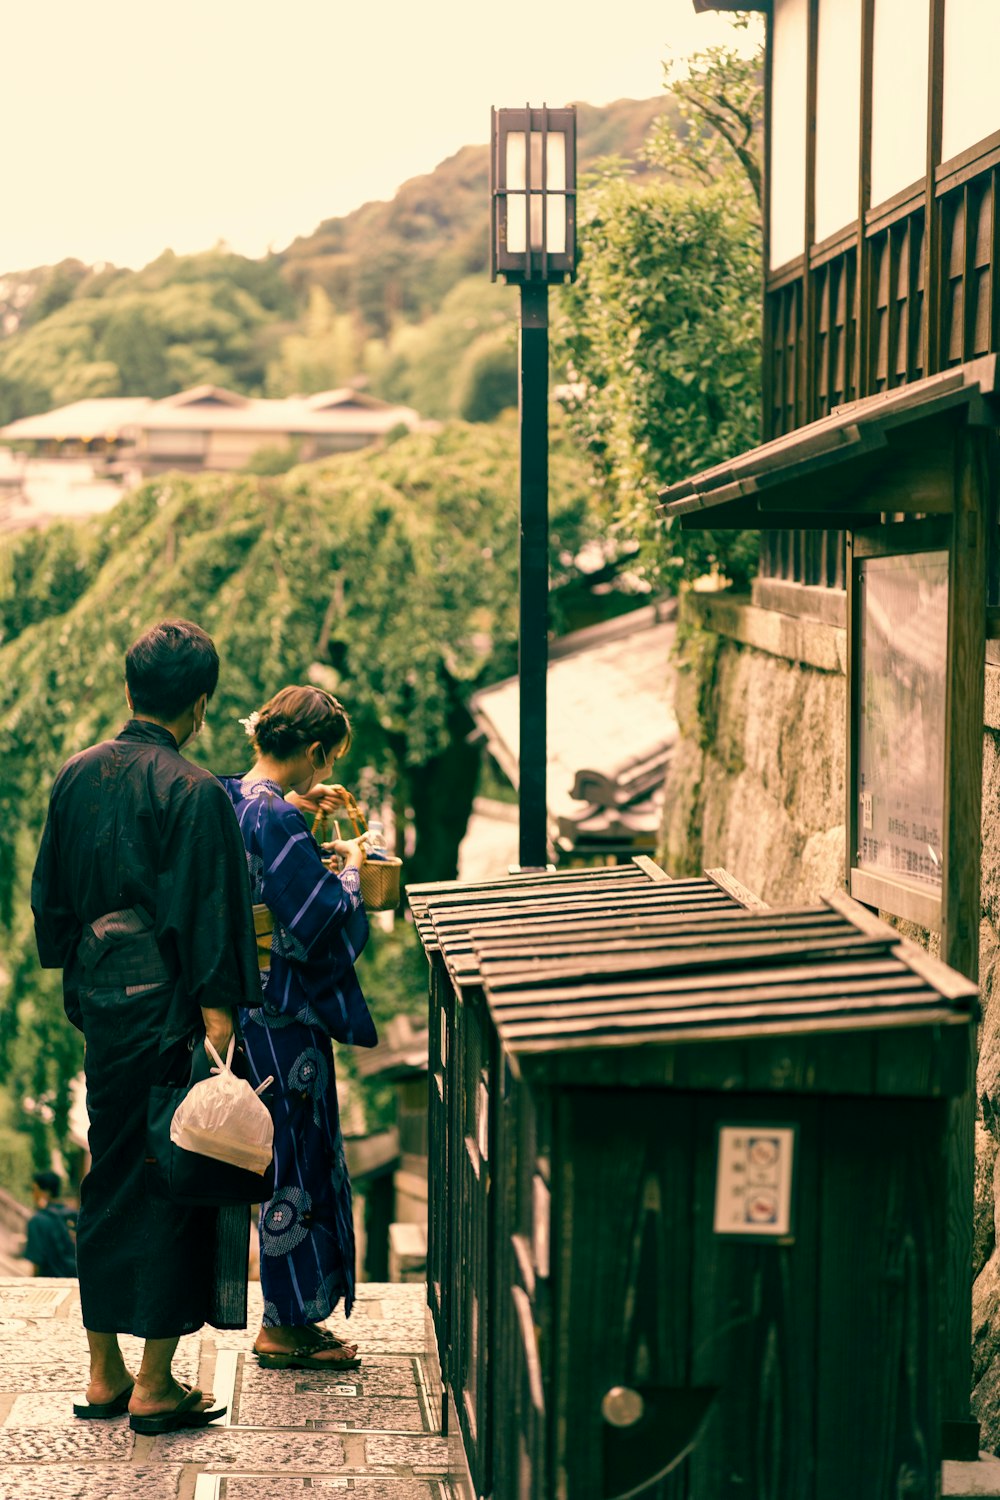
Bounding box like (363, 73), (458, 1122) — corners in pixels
(408, 859), (754, 986)
(474, 892), (977, 1062)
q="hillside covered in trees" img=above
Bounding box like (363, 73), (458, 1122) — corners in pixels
(0, 97), (670, 428)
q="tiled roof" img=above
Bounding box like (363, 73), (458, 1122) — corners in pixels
(469, 601), (677, 852)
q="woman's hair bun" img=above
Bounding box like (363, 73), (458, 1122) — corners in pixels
(251, 686), (351, 760)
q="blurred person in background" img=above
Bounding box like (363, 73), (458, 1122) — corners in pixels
(24, 1170), (77, 1277)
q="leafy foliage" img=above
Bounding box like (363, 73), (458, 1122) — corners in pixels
(0, 251), (295, 421)
(373, 276), (516, 421)
(645, 25), (763, 205)
(553, 36), (764, 589)
(0, 420), (602, 1171)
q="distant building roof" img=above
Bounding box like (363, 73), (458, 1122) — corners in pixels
(0, 384), (421, 444)
(0, 398), (152, 442)
(469, 601), (678, 856)
(356, 1014), (429, 1081)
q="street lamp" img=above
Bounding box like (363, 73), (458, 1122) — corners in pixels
(490, 105), (577, 870)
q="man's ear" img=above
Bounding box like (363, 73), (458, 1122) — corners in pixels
(125, 684), (134, 712)
(194, 692), (208, 728)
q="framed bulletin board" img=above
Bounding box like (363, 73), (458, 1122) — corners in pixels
(847, 502), (984, 955)
(848, 522), (951, 930)
(854, 546), (948, 923)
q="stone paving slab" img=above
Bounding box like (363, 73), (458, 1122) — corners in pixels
(0, 1466), (186, 1500)
(0, 1277), (459, 1500)
(364, 1434), (452, 1472)
(0, 1423), (135, 1462)
(156, 1426), (348, 1466)
(0, 1343), (200, 1393)
(259, 1359), (425, 1398)
(235, 1392), (427, 1430)
(218, 1480), (450, 1497)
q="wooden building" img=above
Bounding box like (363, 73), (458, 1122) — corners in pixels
(688, 0), (1000, 599)
(0, 384), (422, 473)
(662, 0), (1000, 1466)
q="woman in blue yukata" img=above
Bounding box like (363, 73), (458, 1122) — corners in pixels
(221, 685), (376, 1371)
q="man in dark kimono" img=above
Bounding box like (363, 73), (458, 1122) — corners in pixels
(32, 619), (262, 1432)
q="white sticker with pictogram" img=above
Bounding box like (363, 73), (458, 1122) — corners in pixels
(713, 1124), (795, 1238)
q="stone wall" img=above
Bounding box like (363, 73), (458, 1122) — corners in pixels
(661, 589), (1000, 1445)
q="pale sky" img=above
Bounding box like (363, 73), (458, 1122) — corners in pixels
(1, 1), (762, 274)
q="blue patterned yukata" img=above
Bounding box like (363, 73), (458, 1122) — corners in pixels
(221, 777), (373, 1329)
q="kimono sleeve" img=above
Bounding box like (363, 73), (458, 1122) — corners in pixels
(31, 772), (82, 972)
(155, 775), (262, 1013)
(258, 798), (367, 961)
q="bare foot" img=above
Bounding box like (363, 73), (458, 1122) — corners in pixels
(129, 1378), (217, 1417)
(254, 1324), (360, 1367)
(254, 1324), (356, 1354)
(307, 1332), (358, 1356)
(85, 1370), (134, 1407)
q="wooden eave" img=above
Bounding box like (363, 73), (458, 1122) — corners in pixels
(657, 356), (1000, 530)
(691, 0), (768, 11)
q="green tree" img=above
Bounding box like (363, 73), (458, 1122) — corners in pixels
(0, 250), (293, 418)
(647, 25), (763, 205)
(553, 31), (764, 590)
(373, 276), (515, 420)
(265, 286), (365, 396)
(453, 328), (518, 423)
(99, 305), (171, 396)
(0, 418), (603, 1169)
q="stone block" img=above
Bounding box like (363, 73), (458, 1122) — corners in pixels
(389, 1222), (427, 1284)
(976, 1121), (999, 1276)
(236, 1392), (426, 1431)
(217, 1481), (443, 1498)
(0, 1466), (185, 1499)
(942, 1454), (1000, 1496)
(150, 1428), (346, 1466)
(364, 1434), (451, 1472)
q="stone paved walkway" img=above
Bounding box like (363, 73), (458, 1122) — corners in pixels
(0, 1278), (456, 1500)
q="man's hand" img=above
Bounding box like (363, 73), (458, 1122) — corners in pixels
(288, 783), (351, 817)
(201, 1006), (235, 1062)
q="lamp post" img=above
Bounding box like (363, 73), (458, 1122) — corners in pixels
(490, 104), (577, 870)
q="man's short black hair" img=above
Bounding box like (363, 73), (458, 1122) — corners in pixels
(33, 1170), (60, 1197)
(125, 620), (220, 721)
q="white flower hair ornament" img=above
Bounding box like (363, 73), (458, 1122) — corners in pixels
(238, 710), (261, 738)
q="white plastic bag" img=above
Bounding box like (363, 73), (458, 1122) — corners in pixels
(169, 1037), (274, 1175)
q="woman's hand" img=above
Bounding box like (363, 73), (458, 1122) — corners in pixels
(332, 837), (367, 870)
(288, 783), (351, 816)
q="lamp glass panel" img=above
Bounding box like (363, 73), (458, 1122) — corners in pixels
(870, 0), (929, 207)
(505, 129), (568, 257)
(506, 131), (527, 254)
(942, 0), (1000, 163)
(815, 0), (861, 243)
(541, 133), (567, 254)
(769, 0), (808, 269)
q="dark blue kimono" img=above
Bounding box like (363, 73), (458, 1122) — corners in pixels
(222, 777), (373, 1328)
